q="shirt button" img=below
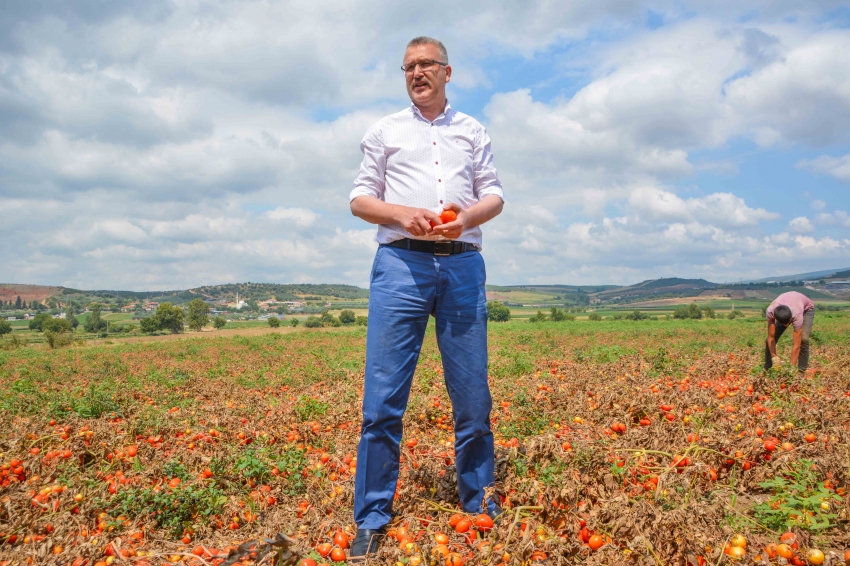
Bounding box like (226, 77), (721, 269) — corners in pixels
(433, 142), (436, 145)
(440, 200), (443, 204)
(435, 161), (438, 164)
(438, 179), (441, 182)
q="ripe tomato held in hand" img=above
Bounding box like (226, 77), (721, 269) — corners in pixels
(440, 209), (457, 224)
(429, 209), (458, 228)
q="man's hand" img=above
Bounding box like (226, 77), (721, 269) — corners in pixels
(431, 202), (466, 240)
(771, 356), (782, 368)
(393, 206), (442, 237)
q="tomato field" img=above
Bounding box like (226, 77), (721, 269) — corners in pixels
(1, 315), (849, 565)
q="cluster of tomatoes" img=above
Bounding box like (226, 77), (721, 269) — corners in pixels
(721, 532), (849, 565)
(27, 483), (82, 515)
(310, 529), (351, 564)
(577, 518), (608, 552)
(0, 458), (26, 487)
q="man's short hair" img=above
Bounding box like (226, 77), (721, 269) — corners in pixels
(406, 36), (448, 64)
(774, 305), (792, 326)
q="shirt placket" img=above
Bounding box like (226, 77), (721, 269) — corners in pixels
(431, 119), (445, 208)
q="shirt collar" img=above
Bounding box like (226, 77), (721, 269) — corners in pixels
(410, 100), (452, 123)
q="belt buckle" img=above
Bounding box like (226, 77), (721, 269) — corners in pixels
(433, 241), (452, 256)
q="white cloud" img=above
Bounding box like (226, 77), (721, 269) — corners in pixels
(628, 187), (778, 227)
(797, 153), (850, 182)
(1, 2), (849, 289)
(815, 211), (850, 227)
(788, 216), (815, 233)
(811, 199), (826, 210)
(264, 207), (320, 227)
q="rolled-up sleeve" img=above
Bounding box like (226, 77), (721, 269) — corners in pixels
(350, 125), (386, 202)
(472, 124), (504, 201)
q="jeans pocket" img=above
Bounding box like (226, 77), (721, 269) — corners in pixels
(370, 247), (385, 284)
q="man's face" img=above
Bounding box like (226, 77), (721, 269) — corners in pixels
(403, 43), (451, 108)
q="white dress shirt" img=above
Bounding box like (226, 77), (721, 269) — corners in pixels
(350, 101), (504, 249)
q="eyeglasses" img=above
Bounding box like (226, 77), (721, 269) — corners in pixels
(401, 59), (447, 74)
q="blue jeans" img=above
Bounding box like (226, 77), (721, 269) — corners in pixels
(353, 245), (495, 529)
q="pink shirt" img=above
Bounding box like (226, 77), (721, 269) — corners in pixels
(766, 291), (815, 330)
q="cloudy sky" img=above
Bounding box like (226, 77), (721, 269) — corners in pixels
(2, 0), (849, 290)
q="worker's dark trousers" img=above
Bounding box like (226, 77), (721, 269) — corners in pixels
(764, 309), (814, 372)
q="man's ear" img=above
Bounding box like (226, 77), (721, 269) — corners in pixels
(445, 65), (451, 84)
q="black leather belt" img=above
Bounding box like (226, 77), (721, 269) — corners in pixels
(385, 238), (478, 256)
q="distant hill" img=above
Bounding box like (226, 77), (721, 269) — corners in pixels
(592, 278), (717, 303)
(0, 282), (370, 308)
(0, 284), (65, 304)
(3, 269), (847, 312)
(741, 267), (850, 284)
(485, 284), (617, 307)
(192, 283), (369, 301)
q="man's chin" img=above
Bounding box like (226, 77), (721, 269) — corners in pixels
(412, 92), (433, 105)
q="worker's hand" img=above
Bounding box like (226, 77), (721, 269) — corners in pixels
(394, 206), (441, 237)
(430, 202), (466, 240)
(771, 356), (782, 367)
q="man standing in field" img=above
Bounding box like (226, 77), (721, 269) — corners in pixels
(764, 291), (815, 374)
(348, 36), (505, 560)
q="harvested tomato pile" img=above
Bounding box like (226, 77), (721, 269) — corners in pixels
(1, 317), (849, 565)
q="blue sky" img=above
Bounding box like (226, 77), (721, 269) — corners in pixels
(1, 1), (849, 290)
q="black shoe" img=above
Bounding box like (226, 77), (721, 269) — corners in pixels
(488, 503), (504, 523)
(349, 528), (383, 562)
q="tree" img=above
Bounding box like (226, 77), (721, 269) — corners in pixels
(549, 307), (567, 321)
(673, 305), (690, 319)
(268, 316), (280, 328)
(139, 316), (160, 334)
(0, 319), (11, 336)
(687, 303), (702, 319)
(15, 296), (21, 309)
(85, 304), (107, 333)
(212, 316), (227, 330)
(355, 316), (368, 326)
(304, 316), (322, 328)
(528, 310), (548, 323)
(487, 301), (511, 322)
(44, 318), (74, 348)
(701, 306), (716, 319)
(186, 298), (210, 331)
(290, 318), (300, 327)
(588, 312), (602, 321)
(321, 312), (341, 327)
(339, 309), (356, 325)
(29, 313), (52, 331)
(625, 310), (648, 321)
(43, 318), (72, 333)
(66, 308), (79, 329)
(156, 303), (184, 334)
